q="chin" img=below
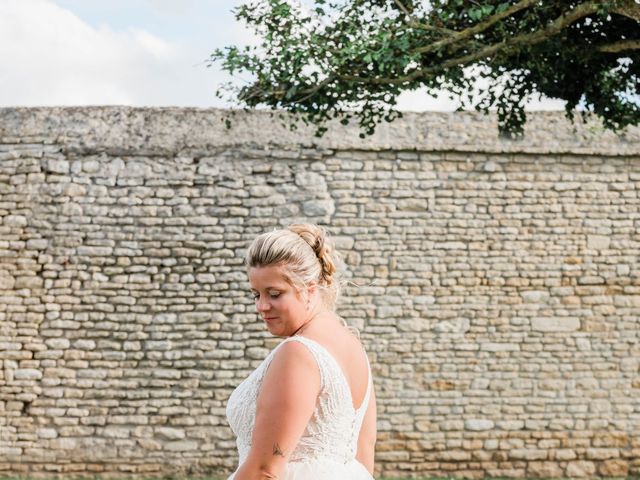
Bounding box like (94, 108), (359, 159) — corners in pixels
(265, 325), (281, 336)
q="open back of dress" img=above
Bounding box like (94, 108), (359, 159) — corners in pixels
(226, 335), (374, 479)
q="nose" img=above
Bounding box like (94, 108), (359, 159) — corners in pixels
(256, 296), (270, 313)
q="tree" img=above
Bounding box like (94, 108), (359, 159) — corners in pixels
(210, 0), (640, 138)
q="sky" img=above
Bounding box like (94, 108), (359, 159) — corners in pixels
(0, 0), (565, 111)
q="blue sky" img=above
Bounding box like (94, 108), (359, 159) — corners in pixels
(0, 0), (564, 110)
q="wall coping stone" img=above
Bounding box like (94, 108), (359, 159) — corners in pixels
(1, 107), (639, 156)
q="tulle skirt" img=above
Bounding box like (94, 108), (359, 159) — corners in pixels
(228, 457), (374, 479)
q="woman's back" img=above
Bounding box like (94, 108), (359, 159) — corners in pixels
(303, 328), (378, 472)
(226, 333), (375, 479)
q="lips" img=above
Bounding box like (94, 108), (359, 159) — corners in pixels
(263, 317), (277, 321)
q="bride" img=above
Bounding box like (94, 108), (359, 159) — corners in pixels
(226, 224), (377, 479)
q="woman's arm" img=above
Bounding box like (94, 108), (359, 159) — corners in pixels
(356, 385), (377, 474)
(233, 341), (320, 480)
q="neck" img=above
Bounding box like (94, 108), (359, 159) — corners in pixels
(291, 305), (324, 337)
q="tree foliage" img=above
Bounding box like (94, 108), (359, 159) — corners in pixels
(210, 0), (640, 138)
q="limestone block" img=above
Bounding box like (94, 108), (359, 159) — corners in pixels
(274, 204), (300, 217)
(521, 290), (550, 303)
(465, 419), (494, 431)
(195, 273), (216, 283)
(5, 215), (27, 227)
(527, 461), (564, 478)
(102, 427), (131, 438)
(555, 448), (577, 460)
(73, 340), (96, 350)
(295, 171), (327, 190)
(111, 415), (148, 425)
(531, 317), (580, 332)
(122, 162), (152, 177)
(0, 273), (15, 289)
(589, 399), (612, 413)
(496, 420), (524, 430)
(555, 182), (580, 191)
(36, 428), (58, 439)
(154, 313), (178, 324)
(437, 450), (471, 461)
(77, 246), (113, 256)
(480, 343), (519, 352)
(566, 461), (596, 476)
(249, 185), (275, 197)
(397, 318), (428, 332)
(45, 159), (70, 174)
(14, 369), (42, 380)
(509, 449), (548, 460)
(441, 242), (466, 250)
(0, 447), (22, 456)
(586, 448), (619, 460)
(164, 441), (199, 452)
(246, 347), (269, 359)
(50, 438), (77, 450)
(128, 274), (150, 284)
(599, 459), (630, 477)
(152, 369), (181, 379)
(614, 295), (640, 307)
(302, 199), (335, 216)
(376, 306), (403, 318)
(64, 183), (86, 196)
(156, 427), (186, 440)
(576, 338), (591, 351)
(45, 339), (70, 349)
(0, 342), (22, 350)
(26, 239), (49, 250)
(397, 199), (428, 211)
(197, 164), (219, 176)
(145, 341), (172, 351)
(413, 295), (436, 305)
(123, 341), (142, 351)
(439, 420), (464, 431)
(587, 235), (611, 250)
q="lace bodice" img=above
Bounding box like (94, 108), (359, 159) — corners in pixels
(226, 335), (373, 466)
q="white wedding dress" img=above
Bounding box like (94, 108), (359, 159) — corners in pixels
(226, 335), (374, 479)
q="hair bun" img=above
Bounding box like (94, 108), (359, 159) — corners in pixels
(287, 223), (336, 285)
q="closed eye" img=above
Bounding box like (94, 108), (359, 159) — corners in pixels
(250, 291), (281, 300)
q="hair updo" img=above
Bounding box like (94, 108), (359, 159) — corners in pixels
(245, 223), (341, 309)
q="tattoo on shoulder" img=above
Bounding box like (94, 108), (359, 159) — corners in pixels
(272, 442), (285, 457)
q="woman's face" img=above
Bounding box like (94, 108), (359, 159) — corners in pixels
(248, 264), (312, 337)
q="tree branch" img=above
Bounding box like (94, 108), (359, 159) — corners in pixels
(612, 0), (640, 22)
(414, 0), (540, 55)
(392, 0), (412, 17)
(597, 39), (640, 52)
(246, 1), (622, 104)
(340, 1), (602, 86)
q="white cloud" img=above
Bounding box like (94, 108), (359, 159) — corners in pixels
(0, 0), (566, 110)
(144, 0), (197, 15)
(0, 0), (204, 106)
(396, 65), (565, 112)
(396, 88), (460, 112)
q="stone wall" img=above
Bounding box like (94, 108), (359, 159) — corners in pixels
(1, 107), (639, 479)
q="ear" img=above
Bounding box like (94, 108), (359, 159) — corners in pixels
(305, 281), (318, 300)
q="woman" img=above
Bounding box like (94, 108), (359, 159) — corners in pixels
(226, 224), (377, 480)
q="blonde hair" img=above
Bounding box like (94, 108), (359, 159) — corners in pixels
(245, 223), (341, 309)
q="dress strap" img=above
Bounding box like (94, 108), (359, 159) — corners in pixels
(284, 336), (372, 413)
(276, 336), (326, 391)
(359, 353), (373, 413)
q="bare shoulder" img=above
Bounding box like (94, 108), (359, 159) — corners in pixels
(274, 338), (316, 362)
(266, 339), (320, 379)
